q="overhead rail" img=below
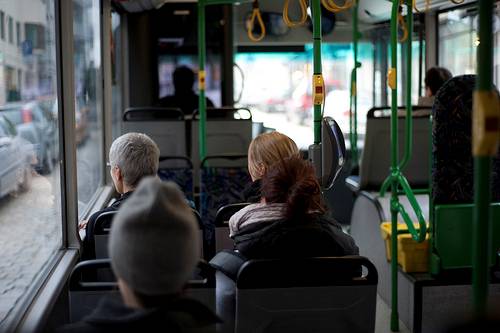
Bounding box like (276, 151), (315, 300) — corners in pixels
(247, 0), (266, 42)
(283, 0), (308, 27)
(349, 0), (361, 167)
(472, 0), (499, 317)
(379, 0), (427, 331)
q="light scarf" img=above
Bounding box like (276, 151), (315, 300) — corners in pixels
(228, 203), (287, 237)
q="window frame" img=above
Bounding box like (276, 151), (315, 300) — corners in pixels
(0, 0), (116, 331)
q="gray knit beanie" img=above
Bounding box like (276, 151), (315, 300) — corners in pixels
(109, 176), (199, 295)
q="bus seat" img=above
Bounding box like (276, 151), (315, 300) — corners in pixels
(122, 107), (187, 157)
(214, 203), (250, 253)
(200, 156), (251, 258)
(209, 252), (378, 333)
(348, 106), (431, 192)
(93, 211), (117, 259)
(68, 259), (119, 323)
(157, 156), (194, 200)
(191, 108), (252, 184)
(432, 75), (500, 205)
(431, 75), (500, 272)
(93, 209), (204, 259)
(69, 259), (216, 323)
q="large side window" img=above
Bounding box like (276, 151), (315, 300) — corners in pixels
(234, 43), (375, 149)
(0, 0), (62, 327)
(439, 4), (500, 87)
(111, 9), (122, 140)
(73, 0), (104, 216)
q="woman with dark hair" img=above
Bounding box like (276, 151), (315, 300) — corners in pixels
(229, 156), (358, 259)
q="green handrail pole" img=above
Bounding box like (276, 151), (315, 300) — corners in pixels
(399, 0), (413, 170)
(389, 0), (399, 331)
(312, 0), (322, 144)
(198, 0), (207, 161)
(350, 0), (361, 166)
(472, 0), (494, 317)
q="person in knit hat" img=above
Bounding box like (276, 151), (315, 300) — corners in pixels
(59, 177), (219, 333)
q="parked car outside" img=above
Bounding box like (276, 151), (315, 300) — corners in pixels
(0, 101), (58, 174)
(0, 115), (34, 198)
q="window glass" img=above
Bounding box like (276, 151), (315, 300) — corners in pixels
(8, 16), (12, 44)
(73, 0), (104, 215)
(0, 12), (4, 40)
(111, 10), (122, 140)
(0, 0), (62, 327)
(235, 43), (374, 150)
(439, 5), (500, 87)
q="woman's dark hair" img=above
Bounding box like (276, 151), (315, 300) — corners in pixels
(261, 156), (326, 219)
(425, 67), (453, 96)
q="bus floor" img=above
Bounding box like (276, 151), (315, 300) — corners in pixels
(376, 295), (411, 333)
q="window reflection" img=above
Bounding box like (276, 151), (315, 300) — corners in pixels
(0, 0), (61, 327)
(73, 0), (104, 214)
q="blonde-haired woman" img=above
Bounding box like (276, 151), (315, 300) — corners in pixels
(243, 132), (300, 202)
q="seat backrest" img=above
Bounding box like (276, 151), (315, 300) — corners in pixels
(69, 259), (216, 322)
(68, 259), (119, 323)
(200, 156), (251, 257)
(191, 108), (252, 183)
(432, 75), (500, 204)
(359, 106), (431, 190)
(214, 203), (250, 253)
(94, 211), (117, 259)
(122, 107), (187, 157)
(157, 156), (194, 200)
(93, 209), (203, 259)
(431, 75), (500, 272)
(234, 256), (378, 333)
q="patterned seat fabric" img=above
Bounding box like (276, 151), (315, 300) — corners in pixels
(432, 75), (500, 204)
(158, 167), (194, 200)
(200, 167), (251, 245)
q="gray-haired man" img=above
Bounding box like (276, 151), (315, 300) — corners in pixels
(79, 132), (160, 259)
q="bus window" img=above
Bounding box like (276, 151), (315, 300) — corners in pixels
(73, 0), (104, 216)
(439, 4), (500, 88)
(111, 10), (122, 141)
(235, 43), (374, 149)
(0, 0), (62, 327)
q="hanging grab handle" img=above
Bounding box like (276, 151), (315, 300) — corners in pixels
(321, 0), (355, 13)
(283, 0), (308, 27)
(450, 0), (464, 4)
(413, 0), (430, 13)
(398, 1), (409, 43)
(247, 0), (266, 42)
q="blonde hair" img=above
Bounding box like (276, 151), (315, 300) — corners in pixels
(248, 132), (300, 180)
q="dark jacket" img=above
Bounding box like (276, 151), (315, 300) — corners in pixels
(232, 214), (359, 259)
(157, 93), (214, 116)
(57, 296), (220, 333)
(82, 191), (133, 260)
(242, 179), (261, 203)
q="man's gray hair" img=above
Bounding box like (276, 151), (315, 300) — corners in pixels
(109, 133), (160, 188)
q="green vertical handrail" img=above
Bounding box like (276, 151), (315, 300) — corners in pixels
(312, 0), (322, 144)
(472, 0), (498, 317)
(380, 1), (427, 331)
(349, 0), (362, 167)
(198, 0), (207, 161)
(399, 0), (413, 171)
